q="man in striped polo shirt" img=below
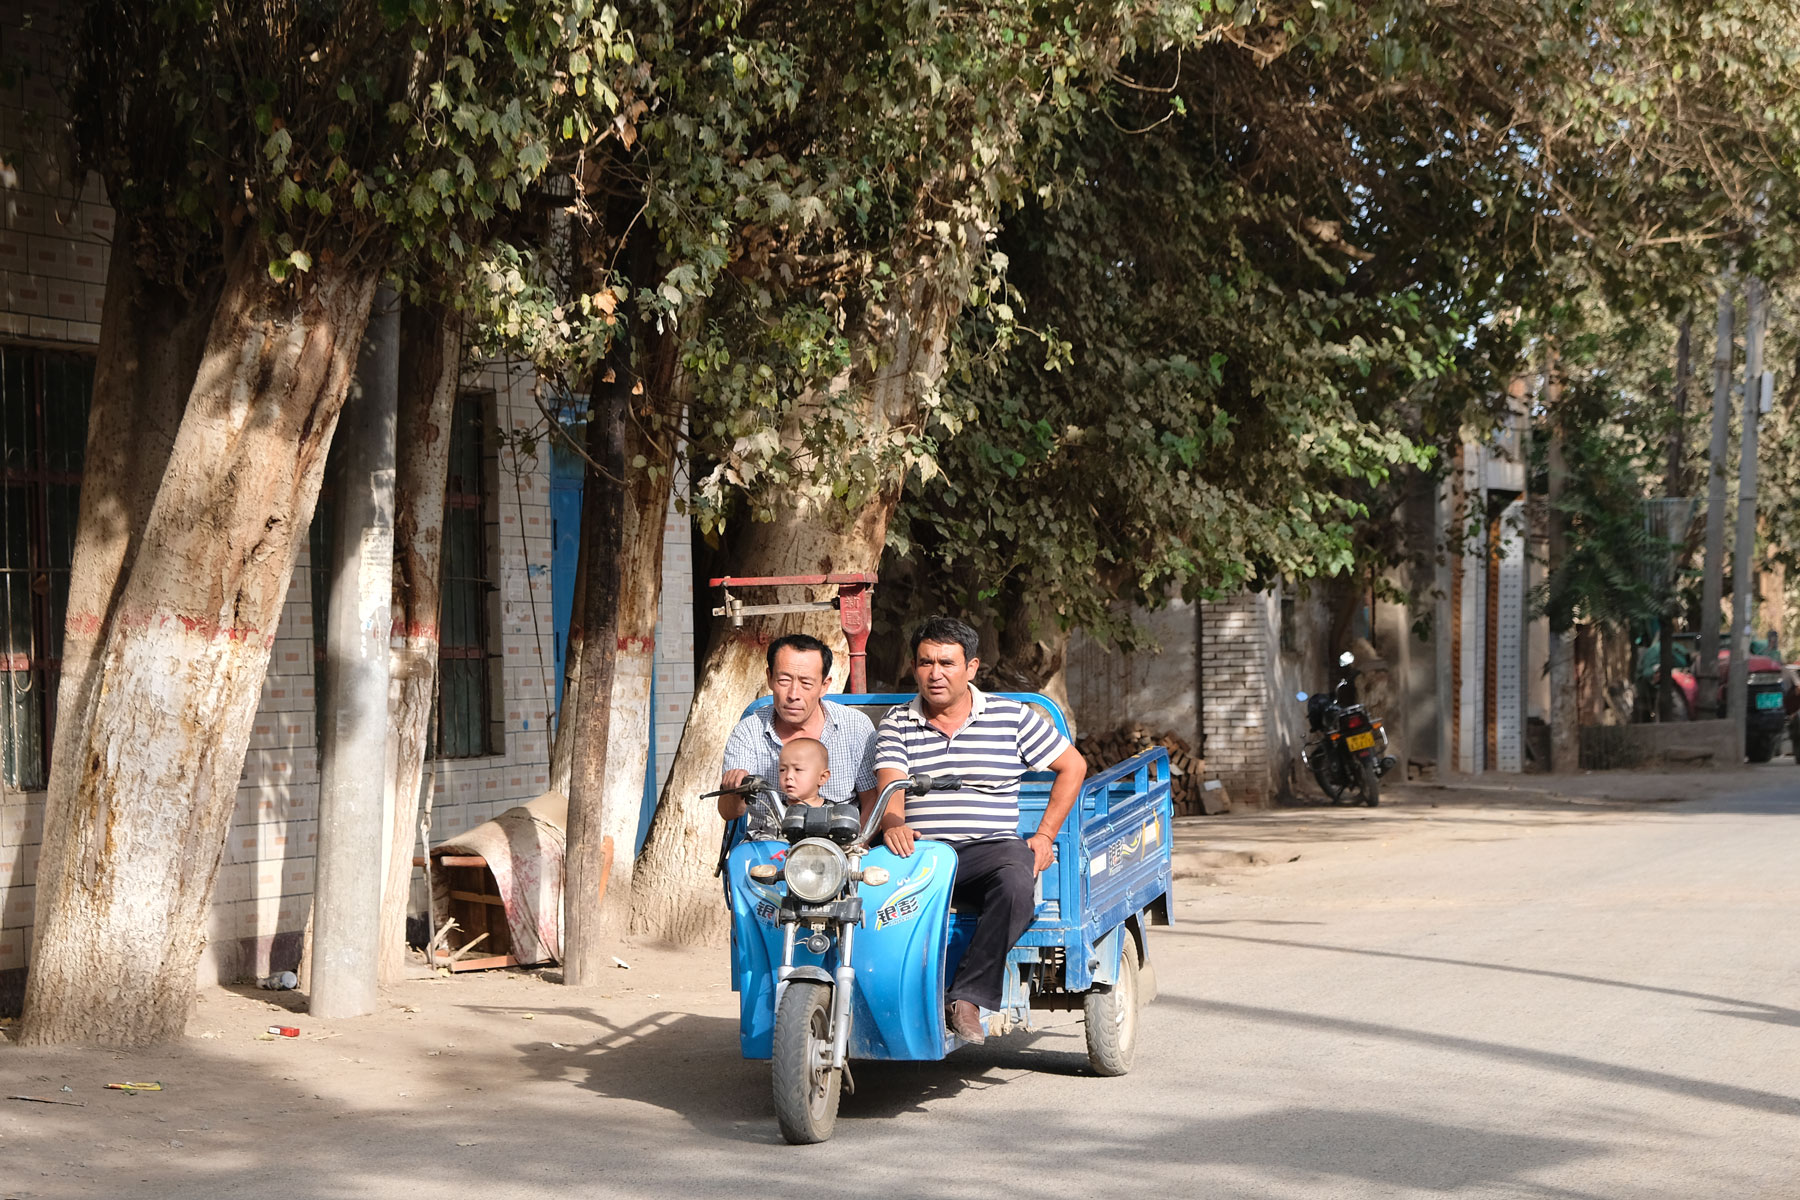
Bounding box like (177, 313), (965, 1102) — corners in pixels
(872, 616), (1087, 1044)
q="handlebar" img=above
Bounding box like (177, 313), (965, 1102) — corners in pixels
(852, 773), (965, 850)
(707, 775), (787, 827)
(701, 774), (771, 799)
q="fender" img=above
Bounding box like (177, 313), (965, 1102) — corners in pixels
(780, 965), (834, 985)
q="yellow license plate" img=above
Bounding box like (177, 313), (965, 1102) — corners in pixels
(1345, 731), (1375, 752)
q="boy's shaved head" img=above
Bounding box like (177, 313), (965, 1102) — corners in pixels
(777, 736), (831, 805)
(779, 737), (829, 770)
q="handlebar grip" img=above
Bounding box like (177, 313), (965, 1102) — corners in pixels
(910, 774), (965, 794)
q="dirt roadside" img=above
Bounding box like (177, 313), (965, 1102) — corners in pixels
(0, 762), (1786, 1196)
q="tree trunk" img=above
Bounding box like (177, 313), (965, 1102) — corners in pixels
(377, 301), (461, 986)
(987, 590), (1073, 729)
(548, 536), (586, 798)
(1659, 317), (1691, 721)
(631, 268), (962, 945)
(1545, 352), (1578, 772)
(41, 250), (221, 830)
(600, 340), (681, 932)
(563, 369), (627, 981)
(21, 244), (378, 1045)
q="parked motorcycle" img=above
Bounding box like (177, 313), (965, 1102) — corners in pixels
(1298, 651), (1397, 806)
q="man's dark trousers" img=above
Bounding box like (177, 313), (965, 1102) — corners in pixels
(945, 836), (1037, 1011)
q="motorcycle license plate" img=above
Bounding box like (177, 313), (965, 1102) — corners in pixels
(1756, 690), (1783, 711)
(1345, 731), (1375, 752)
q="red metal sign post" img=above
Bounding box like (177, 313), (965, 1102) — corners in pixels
(710, 573), (877, 694)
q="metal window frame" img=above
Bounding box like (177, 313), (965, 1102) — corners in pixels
(433, 390), (499, 760)
(0, 345), (91, 791)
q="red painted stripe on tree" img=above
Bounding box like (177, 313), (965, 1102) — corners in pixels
(64, 610), (273, 645)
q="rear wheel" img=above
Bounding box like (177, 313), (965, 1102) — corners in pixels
(772, 981), (841, 1144)
(1747, 732), (1776, 764)
(1084, 937), (1140, 1076)
(1358, 758), (1381, 807)
(1308, 744), (1344, 802)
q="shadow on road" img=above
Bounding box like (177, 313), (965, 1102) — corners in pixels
(461, 1000), (1061, 1142)
(1146, 1106), (1605, 1196)
(1165, 929), (1800, 1030)
(1163, 992), (1800, 1118)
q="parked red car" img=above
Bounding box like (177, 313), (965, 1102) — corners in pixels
(1666, 650), (1788, 762)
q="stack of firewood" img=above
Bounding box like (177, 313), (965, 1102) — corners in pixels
(1076, 724), (1210, 815)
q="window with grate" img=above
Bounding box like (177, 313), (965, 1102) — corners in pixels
(0, 346), (92, 791)
(435, 393), (497, 758)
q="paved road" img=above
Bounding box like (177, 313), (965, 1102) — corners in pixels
(10, 773), (1798, 1198)
(577, 775), (1800, 1199)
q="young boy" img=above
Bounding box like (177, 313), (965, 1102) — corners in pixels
(743, 737), (832, 842)
(776, 737), (831, 810)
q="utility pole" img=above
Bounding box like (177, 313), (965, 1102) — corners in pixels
(1659, 317), (1692, 722)
(1545, 348), (1578, 772)
(311, 286), (399, 1019)
(1697, 286), (1735, 718)
(1727, 278), (1767, 743)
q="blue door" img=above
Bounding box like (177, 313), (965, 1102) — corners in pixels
(549, 441), (585, 714)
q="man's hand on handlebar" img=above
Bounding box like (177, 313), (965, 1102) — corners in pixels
(715, 769), (751, 820)
(882, 822), (917, 857)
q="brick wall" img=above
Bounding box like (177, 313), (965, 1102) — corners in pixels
(1065, 600), (1200, 748)
(1200, 592), (1276, 804)
(0, 4), (104, 348)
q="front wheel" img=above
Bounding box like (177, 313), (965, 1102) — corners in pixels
(1358, 758), (1381, 807)
(1084, 937), (1141, 1076)
(772, 980), (841, 1144)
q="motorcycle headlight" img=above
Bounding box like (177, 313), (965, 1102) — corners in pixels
(784, 839), (848, 903)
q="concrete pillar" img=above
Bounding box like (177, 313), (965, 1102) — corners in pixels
(1728, 278), (1766, 736)
(311, 285), (399, 1019)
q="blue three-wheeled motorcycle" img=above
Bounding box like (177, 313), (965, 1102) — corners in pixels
(717, 692), (1174, 1143)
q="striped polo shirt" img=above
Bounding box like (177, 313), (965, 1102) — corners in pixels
(873, 686), (1072, 843)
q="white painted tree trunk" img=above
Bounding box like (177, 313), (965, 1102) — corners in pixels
(21, 245), (378, 1045)
(377, 303), (461, 986)
(594, 401), (675, 941)
(631, 268), (962, 944)
(564, 330), (680, 975)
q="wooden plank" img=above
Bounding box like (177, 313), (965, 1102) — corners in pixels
(414, 854), (487, 867)
(428, 952), (520, 973)
(449, 889), (505, 907)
